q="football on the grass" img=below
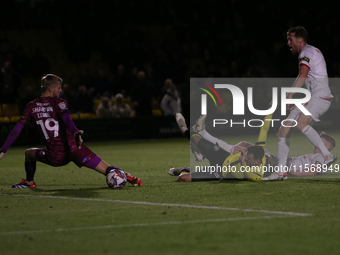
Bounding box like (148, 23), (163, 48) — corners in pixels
(106, 169), (127, 189)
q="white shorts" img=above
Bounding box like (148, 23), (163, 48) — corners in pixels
(287, 97), (331, 122)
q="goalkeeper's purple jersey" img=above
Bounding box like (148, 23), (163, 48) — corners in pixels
(19, 97), (78, 154)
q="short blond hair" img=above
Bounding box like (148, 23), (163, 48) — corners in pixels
(41, 74), (63, 92)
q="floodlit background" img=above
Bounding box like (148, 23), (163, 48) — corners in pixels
(1, 1), (340, 254)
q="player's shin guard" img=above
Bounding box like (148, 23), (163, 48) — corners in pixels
(277, 138), (290, 174)
(25, 161), (36, 182)
(302, 125), (331, 156)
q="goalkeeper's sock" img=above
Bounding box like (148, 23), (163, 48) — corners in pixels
(277, 138), (290, 175)
(302, 125), (331, 156)
(25, 161), (36, 182)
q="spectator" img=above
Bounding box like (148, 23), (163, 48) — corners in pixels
(113, 64), (130, 97)
(129, 71), (155, 116)
(96, 95), (114, 118)
(79, 69), (96, 96)
(145, 65), (161, 98)
(160, 79), (181, 116)
(112, 93), (132, 118)
(73, 85), (94, 113)
(94, 69), (113, 98)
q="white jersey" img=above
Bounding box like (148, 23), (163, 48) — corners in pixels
(298, 45), (333, 99)
(266, 152), (326, 173)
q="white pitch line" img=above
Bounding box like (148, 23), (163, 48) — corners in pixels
(1, 193), (313, 217)
(0, 215), (292, 236)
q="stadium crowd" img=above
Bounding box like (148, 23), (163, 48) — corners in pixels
(1, 0), (340, 120)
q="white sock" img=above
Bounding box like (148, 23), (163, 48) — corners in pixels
(302, 125), (331, 156)
(277, 138), (290, 174)
(198, 130), (234, 153)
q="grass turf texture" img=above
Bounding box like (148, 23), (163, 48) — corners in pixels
(0, 133), (340, 255)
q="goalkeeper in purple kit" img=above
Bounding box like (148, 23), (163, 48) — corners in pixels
(0, 74), (142, 188)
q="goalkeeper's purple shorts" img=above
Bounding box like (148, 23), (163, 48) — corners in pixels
(34, 145), (97, 168)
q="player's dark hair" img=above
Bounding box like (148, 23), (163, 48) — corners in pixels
(320, 132), (336, 150)
(287, 26), (308, 43)
(247, 145), (264, 161)
(41, 74), (63, 93)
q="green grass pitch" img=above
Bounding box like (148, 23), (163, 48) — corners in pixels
(0, 132), (340, 255)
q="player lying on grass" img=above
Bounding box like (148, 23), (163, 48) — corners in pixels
(171, 114), (336, 180)
(172, 113), (272, 182)
(0, 74), (142, 188)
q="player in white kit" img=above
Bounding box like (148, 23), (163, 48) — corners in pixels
(263, 26), (337, 180)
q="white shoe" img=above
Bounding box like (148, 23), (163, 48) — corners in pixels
(175, 113), (188, 134)
(168, 167), (176, 176)
(324, 154), (337, 166)
(262, 172), (286, 181)
(168, 167), (191, 176)
(191, 115), (207, 132)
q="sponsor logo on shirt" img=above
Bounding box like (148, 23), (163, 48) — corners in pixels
(58, 102), (66, 110)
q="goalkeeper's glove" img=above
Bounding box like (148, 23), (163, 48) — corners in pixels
(74, 130), (84, 149)
(0, 150), (5, 160)
(127, 176), (143, 187)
